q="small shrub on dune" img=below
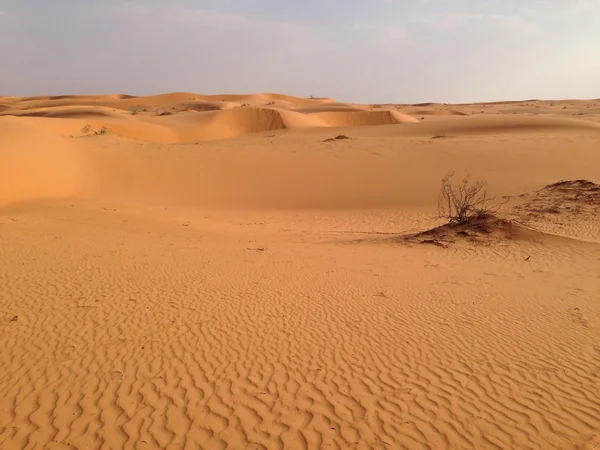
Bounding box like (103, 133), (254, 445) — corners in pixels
(130, 105), (147, 115)
(438, 172), (493, 224)
(81, 125), (108, 136)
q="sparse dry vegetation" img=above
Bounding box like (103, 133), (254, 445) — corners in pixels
(511, 180), (600, 237)
(438, 172), (493, 224)
(81, 125), (107, 135)
(130, 105), (147, 115)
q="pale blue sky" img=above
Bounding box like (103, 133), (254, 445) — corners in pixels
(1, 0), (598, 103)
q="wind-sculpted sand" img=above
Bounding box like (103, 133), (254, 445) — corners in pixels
(1, 93), (600, 449)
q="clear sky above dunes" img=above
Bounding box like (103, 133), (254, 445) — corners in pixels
(0, 0), (598, 103)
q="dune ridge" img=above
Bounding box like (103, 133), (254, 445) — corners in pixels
(3, 93), (600, 144)
(0, 93), (420, 142)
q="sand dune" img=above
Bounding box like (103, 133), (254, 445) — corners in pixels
(407, 109), (468, 116)
(294, 106), (371, 114)
(1, 93), (600, 450)
(0, 93), (421, 143)
(398, 115), (600, 139)
(312, 110), (418, 127)
(0, 117), (83, 205)
(4, 94), (599, 145)
(1, 101), (421, 143)
(1, 92), (334, 112)
(5, 105), (125, 119)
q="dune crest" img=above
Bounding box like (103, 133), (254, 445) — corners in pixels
(1, 92), (422, 142)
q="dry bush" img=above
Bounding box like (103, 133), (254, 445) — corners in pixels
(438, 172), (493, 224)
(81, 125), (107, 135)
(130, 105), (147, 115)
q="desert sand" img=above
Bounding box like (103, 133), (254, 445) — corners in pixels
(1, 93), (599, 449)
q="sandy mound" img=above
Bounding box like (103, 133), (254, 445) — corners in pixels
(511, 180), (600, 242)
(402, 214), (539, 247)
(400, 180), (600, 248)
(528, 180), (600, 212)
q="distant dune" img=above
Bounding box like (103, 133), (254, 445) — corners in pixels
(3, 93), (599, 144)
(0, 93), (419, 142)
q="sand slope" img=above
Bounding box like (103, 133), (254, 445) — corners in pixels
(1, 94), (600, 449)
(0, 117), (83, 205)
(1, 93), (419, 143)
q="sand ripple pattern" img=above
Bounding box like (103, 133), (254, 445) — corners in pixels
(1, 205), (600, 449)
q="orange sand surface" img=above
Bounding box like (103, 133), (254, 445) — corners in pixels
(1, 93), (600, 449)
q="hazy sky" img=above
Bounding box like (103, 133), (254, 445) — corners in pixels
(1, 0), (598, 103)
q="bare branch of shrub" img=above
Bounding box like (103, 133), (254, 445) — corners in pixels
(438, 172), (494, 224)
